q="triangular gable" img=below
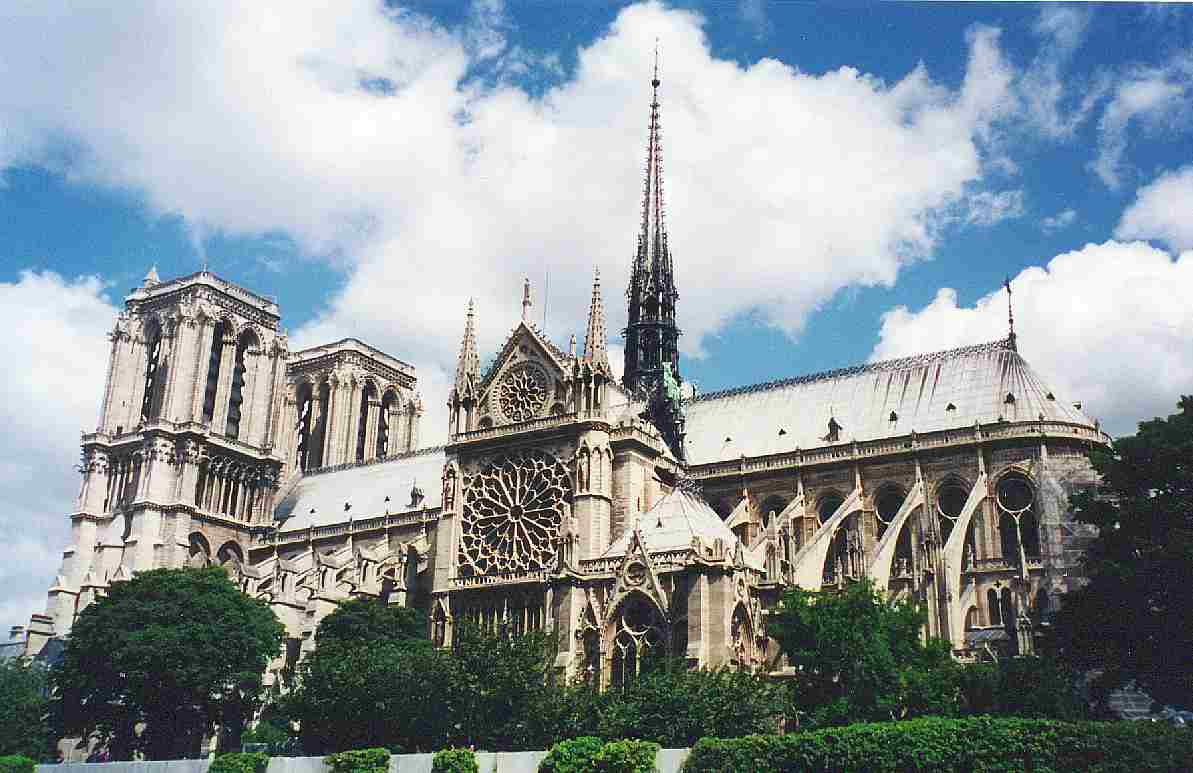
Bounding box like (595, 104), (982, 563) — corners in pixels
(725, 490), (759, 531)
(605, 528), (669, 625)
(478, 320), (571, 395)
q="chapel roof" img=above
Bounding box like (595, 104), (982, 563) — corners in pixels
(683, 337), (1097, 466)
(273, 446), (446, 530)
(601, 487), (763, 570)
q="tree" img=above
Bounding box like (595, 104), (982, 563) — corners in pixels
(768, 579), (960, 727)
(592, 664), (786, 746)
(1048, 395), (1193, 709)
(0, 658), (54, 760)
(53, 567), (284, 759)
(313, 597), (425, 650)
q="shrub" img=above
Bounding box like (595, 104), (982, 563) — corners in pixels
(325, 747), (391, 773)
(682, 716), (1193, 772)
(592, 740), (659, 773)
(0, 756), (34, 773)
(539, 736), (605, 773)
(209, 752), (270, 773)
(432, 748), (478, 773)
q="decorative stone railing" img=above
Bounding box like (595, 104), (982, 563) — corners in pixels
(256, 508), (438, 546)
(451, 569), (548, 589)
(451, 412), (579, 443)
(687, 420), (1109, 481)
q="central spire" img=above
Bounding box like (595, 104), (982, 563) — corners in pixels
(623, 45), (685, 460)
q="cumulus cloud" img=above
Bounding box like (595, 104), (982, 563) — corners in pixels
(965, 189), (1025, 226)
(1020, 7), (1108, 139)
(1090, 56), (1193, 189)
(1116, 165), (1193, 251)
(1041, 208), (1077, 233)
(0, 272), (118, 630)
(871, 241), (1193, 436)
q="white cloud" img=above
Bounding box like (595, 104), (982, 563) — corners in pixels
(871, 240), (1193, 436)
(1116, 165), (1193, 251)
(0, 271), (118, 630)
(1041, 208), (1077, 233)
(965, 189), (1025, 226)
(1020, 7), (1108, 139)
(1090, 56), (1193, 189)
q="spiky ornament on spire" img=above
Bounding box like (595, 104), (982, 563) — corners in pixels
(623, 43), (685, 460)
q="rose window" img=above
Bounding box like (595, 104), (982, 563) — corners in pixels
(497, 362), (549, 423)
(458, 449), (571, 576)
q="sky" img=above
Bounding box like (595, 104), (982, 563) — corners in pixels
(2, 0), (1193, 629)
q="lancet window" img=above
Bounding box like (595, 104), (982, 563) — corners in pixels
(225, 330), (257, 440)
(202, 321), (228, 424)
(378, 390), (399, 458)
(355, 382), (377, 463)
(140, 321), (164, 421)
(295, 382), (314, 471)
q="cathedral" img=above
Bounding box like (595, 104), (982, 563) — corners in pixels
(27, 68), (1108, 688)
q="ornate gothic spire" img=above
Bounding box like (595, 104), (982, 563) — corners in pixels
(622, 46), (685, 460)
(455, 299), (479, 395)
(583, 268), (609, 368)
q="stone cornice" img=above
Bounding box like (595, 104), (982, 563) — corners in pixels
(288, 338), (416, 386)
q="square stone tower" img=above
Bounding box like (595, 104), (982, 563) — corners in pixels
(28, 270), (289, 653)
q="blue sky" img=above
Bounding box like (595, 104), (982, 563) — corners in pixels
(2, 1), (1193, 625)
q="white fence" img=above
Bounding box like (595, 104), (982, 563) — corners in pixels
(38, 749), (691, 773)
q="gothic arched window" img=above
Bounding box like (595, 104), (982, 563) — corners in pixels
(201, 321), (228, 424)
(355, 382), (377, 463)
(378, 390), (398, 459)
(874, 485), (905, 540)
(987, 588), (1002, 626)
(295, 382), (314, 471)
(225, 330), (256, 440)
(610, 594), (665, 690)
(140, 322), (164, 421)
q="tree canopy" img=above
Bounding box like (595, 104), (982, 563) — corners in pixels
(1048, 395), (1193, 709)
(313, 596), (425, 651)
(768, 579), (959, 726)
(0, 658), (54, 760)
(53, 567), (284, 759)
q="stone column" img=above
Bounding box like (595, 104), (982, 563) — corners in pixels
(79, 449), (111, 514)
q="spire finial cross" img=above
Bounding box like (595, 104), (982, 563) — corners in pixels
(521, 277), (532, 321)
(1004, 276), (1017, 351)
(652, 38), (660, 90)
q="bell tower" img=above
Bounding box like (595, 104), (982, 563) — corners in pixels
(29, 269), (289, 652)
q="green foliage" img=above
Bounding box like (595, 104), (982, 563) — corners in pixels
(431, 748), (478, 773)
(325, 747), (391, 773)
(592, 665), (786, 746)
(1048, 395), (1193, 708)
(681, 717), (1193, 773)
(0, 658), (53, 760)
(208, 752), (269, 773)
(539, 736), (604, 773)
(591, 740), (659, 773)
(957, 657), (1088, 720)
(0, 756), (35, 773)
(52, 567), (284, 760)
(240, 718), (292, 752)
(315, 597), (425, 651)
(768, 579), (959, 726)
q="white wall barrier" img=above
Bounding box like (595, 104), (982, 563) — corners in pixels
(39, 748), (691, 773)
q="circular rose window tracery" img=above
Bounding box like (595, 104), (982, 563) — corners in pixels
(458, 448), (570, 576)
(497, 362), (549, 423)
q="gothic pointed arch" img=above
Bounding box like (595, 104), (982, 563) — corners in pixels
(607, 590), (667, 689)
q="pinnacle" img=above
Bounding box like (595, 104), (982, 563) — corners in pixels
(584, 267), (609, 366)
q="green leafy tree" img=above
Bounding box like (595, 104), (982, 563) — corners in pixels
(313, 597), (425, 650)
(1048, 396), (1193, 709)
(53, 567), (284, 759)
(768, 578), (959, 726)
(0, 658), (54, 760)
(956, 657), (1087, 720)
(594, 664), (786, 746)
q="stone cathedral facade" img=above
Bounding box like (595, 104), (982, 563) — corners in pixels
(28, 72), (1109, 688)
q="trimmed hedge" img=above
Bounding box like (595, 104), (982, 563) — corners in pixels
(431, 748), (478, 773)
(539, 737), (605, 773)
(682, 716), (1193, 773)
(592, 740), (659, 773)
(209, 753), (270, 773)
(0, 757), (34, 773)
(325, 748), (391, 773)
